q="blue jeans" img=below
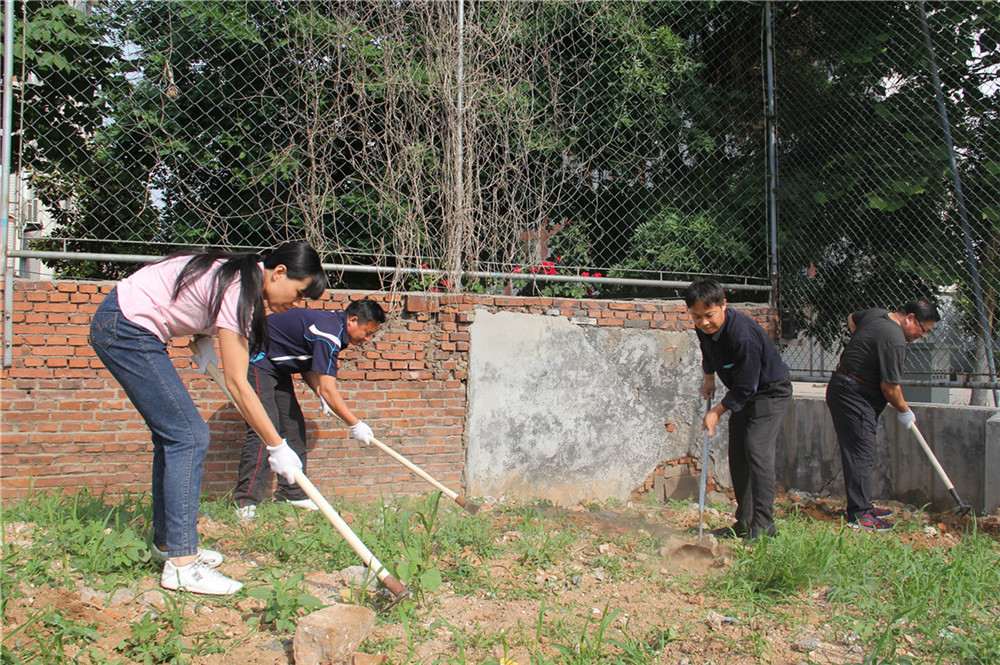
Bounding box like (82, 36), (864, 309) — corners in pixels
(90, 289), (207, 558)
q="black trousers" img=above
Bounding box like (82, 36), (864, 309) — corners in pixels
(232, 367), (309, 507)
(727, 375), (793, 536)
(825, 371), (887, 520)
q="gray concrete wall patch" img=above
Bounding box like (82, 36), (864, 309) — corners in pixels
(466, 309), (711, 504)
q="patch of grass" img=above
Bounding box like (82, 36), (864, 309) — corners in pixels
(590, 554), (625, 581)
(2, 487), (152, 589)
(540, 603), (673, 665)
(6, 487), (998, 665)
(502, 508), (581, 573)
(638, 492), (662, 508)
(0, 540), (63, 611)
(225, 499), (356, 568)
(115, 609), (191, 664)
(712, 518), (1000, 664)
(663, 498), (693, 512)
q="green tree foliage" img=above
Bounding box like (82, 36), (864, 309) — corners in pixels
(14, 0), (997, 358)
(12, 1), (132, 278)
(28, 1), (403, 278)
(775, 1), (1000, 349)
(20, 1), (772, 286)
(527, 2), (767, 289)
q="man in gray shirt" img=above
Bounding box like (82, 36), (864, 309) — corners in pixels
(826, 300), (940, 530)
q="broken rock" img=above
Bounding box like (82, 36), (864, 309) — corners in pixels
(293, 603), (377, 665)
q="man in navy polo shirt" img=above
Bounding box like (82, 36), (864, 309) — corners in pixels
(232, 298), (387, 519)
(685, 279), (792, 541)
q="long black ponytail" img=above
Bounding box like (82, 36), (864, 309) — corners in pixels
(169, 242), (326, 354)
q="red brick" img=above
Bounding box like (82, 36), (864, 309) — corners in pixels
(4, 281), (777, 503)
(405, 295), (440, 313)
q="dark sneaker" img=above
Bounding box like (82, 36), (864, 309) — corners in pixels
(871, 506), (893, 519)
(743, 524), (777, 542)
(848, 512), (893, 531)
(711, 523), (749, 539)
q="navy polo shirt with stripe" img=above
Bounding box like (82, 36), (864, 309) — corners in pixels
(251, 309), (348, 377)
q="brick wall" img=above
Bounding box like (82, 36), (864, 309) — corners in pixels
(0, 279), (778, 504)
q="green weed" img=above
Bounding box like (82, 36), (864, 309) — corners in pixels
(380, 493), (445, 602)
(245, 571), (325, 633)
(226, 499), (354, 567)
(3, 487), (151, 588)
(591, 554), (625, 581)
(1, 609), (104, 665)
(544, 604), (643, 664)
(115, 610), (191, 664)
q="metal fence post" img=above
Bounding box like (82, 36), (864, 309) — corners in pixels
(2, 0), (15, 368)
(764, 0), (779, 303)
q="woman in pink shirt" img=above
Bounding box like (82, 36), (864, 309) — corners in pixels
(89, 242), (327, 595)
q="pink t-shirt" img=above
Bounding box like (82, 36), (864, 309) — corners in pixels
(116, 256), (262, 343)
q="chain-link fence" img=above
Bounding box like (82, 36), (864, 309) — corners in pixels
(7, 1), (770, 290)
(770, 1), (999, 403)
(3, 1), (999, 398)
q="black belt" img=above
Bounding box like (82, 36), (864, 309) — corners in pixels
(836, 365), (878, 388)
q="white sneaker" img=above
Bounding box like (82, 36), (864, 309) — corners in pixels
(235, 504), (257, 521)
(150, 542), (224, 568)
(286, 498), (319, 511)
(160, 559), (243, 596)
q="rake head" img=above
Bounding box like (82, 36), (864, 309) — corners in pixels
(950, 489), (973, 517)
(375, 586), (413, 613)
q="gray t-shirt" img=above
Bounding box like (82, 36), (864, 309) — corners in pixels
(837, 309), (906, 384)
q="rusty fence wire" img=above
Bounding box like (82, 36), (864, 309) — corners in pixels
(3, 1), (998, 398)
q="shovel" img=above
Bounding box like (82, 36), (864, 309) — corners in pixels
(907, 422), (973, 516)
(697, 397), (711, 545)
(673, 398), (715, 560)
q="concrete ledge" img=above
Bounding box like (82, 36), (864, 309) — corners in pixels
(986, 411), (1000, 513)
(777, 397), (998, 513)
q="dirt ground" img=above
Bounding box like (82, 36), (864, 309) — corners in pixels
(4, 491), (998, 665)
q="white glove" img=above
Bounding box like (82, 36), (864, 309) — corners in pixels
(191, 336), (219, 374)
(319, 396), (333, 417)
(349, 421), (373, 445)
(266, 439), (303, 483)
(896, 409), (916, 428)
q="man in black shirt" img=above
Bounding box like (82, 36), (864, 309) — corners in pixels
(685, 280), (792, 541)
(826, 300), (940, 530)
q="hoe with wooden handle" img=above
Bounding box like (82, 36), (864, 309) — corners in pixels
(188, 341), (409, 600)
(907, 422), (973, 516)
(368, 436), (481, 514)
